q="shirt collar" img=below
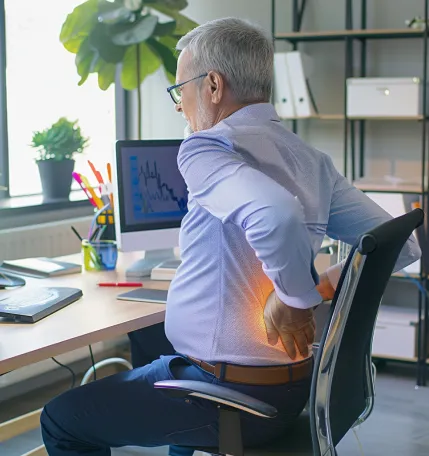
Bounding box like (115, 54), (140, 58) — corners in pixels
(224, 103), (280, 123)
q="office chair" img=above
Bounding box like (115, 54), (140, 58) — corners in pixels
(155, 209), (424, 456)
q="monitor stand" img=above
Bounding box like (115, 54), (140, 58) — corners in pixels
(125, 249), (177, 279)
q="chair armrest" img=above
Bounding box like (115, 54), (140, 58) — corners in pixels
(154, 380), (277, 419)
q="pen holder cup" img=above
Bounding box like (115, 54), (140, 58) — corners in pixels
(82, 239), (118, 272)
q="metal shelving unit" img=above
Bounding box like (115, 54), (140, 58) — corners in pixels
(272, 0), (429, 386)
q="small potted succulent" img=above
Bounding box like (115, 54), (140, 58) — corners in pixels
(31, 117), (88, 201)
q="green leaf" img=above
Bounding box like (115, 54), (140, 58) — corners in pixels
(154, 20), (177, 36)
(75, 38), (99, 85)
(31, 118), (89, 161)
(150, 5), (198, 35)
(98, 7), (134, 24)
(124, 0), (143, 11)
(158, 35), (180, 50)
(146, 0), (188, 11)
(147, 38), (177, 80)
(97, 61), (117, 90)
(163, 68), (176, 84)
(60, 0), (99, 53)
(111, 14), (158, 46)
(97, 0), (134, 24)
(121, 42), (162, 90)
(158, 35), (179, 83)
(89, 23), (127, 63)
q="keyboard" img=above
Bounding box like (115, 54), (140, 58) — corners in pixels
(0, 287), (83, 323)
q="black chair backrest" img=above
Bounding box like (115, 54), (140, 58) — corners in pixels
(309, 209), (424, 455)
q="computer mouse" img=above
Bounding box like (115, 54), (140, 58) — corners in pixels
(0, 272), (26, 289)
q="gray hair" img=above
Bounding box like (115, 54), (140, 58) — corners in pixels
(176, 17), (274, 103)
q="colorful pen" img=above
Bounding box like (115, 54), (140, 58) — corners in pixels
(79, 174), (104, 209)
(72, 172), (98, 208)
(97, 282), (143, 287)
(107, 163), (114, 210)
(88, 160), (104, 185)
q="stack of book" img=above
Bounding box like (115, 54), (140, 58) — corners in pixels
(150, 259), (181, 281)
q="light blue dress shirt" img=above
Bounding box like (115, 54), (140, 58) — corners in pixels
(165, 103), (420, 366)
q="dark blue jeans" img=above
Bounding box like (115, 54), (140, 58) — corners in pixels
(41, 325), (311, 455)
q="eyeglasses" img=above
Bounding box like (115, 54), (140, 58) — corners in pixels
(166, 73), (208, 104)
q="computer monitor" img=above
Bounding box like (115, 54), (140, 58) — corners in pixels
(114, 139), (188, 277)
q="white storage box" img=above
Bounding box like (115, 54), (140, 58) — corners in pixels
(347, 77), (425, 118)
(372, 305), (420, 360)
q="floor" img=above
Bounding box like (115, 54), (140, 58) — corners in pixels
(1, 363), (429, 456)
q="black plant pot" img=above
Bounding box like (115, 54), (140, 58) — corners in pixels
(37, 159), (75, 202)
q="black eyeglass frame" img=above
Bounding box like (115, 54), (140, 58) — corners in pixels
(166, 73), (208, 104)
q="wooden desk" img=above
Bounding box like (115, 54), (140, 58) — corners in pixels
(0, 251), (168, 376)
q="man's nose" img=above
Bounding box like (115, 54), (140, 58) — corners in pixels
(175, 103), (182, 113)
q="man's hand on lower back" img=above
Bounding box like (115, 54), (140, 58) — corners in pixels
(263, 292), (316, 360)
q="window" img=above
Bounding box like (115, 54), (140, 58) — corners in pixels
(2, 0), (116, 197)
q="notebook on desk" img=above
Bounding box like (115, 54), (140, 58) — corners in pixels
(0, 257), (81, 278)
(117, 288), (168, 304)
(150, 259), (181, 281)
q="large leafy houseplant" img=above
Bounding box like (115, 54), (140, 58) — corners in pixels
(31, 118), (88, 201)
(60, 0), (198, 138)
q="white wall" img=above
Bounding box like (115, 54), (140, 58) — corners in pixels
(136, 0), (425, 175)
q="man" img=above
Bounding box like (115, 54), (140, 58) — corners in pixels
(40, 18), (420, 455)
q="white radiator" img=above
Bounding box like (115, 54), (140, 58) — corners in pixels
(0, 217), (92, 260)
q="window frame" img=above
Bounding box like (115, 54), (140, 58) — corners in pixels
(0, 0), (130, 220)
(0, 0), (10, 199)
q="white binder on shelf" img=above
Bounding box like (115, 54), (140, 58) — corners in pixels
(286, 51), (316, 118)
(273, 53), (296, 118)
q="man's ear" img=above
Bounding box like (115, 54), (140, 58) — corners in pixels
(207, 70), (224, 104)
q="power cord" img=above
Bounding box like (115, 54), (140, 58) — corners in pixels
(88, 345), (97, 381)
(51, 357), (76, 389)
(352, 428), (365, 456)
(400, 269), (429, 297)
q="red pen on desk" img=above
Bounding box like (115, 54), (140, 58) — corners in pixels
(97, 282), (143, 287)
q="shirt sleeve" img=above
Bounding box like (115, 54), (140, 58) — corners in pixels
(326, 171), (421, 289)
(178, 132), (322, 309)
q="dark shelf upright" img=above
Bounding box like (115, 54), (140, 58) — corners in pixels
(291, 0), (300, 134)
(271, 0), (276, 109)
(358, 0), (367, 178)
(344, 0), (355, 180)
(419, 0), (429, 387)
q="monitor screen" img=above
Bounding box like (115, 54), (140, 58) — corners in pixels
(116, 140), (188, 233)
